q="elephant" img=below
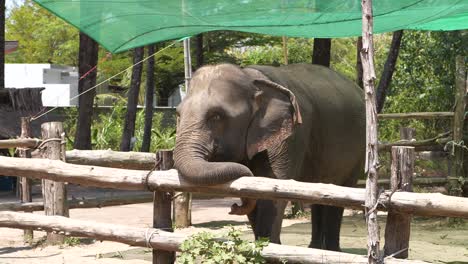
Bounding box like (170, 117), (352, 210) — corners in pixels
(173, 63), (365, 251)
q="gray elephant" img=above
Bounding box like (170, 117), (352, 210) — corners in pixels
(174, 63), (365, 251)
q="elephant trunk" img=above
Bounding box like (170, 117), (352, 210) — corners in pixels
(174, 133), (253, 185)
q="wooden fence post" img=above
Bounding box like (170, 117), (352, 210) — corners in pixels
(18, 117), (33, 242)
(153, 150), (175, 264)
(384, 146), (414, 258)
(361, 0), (381, 263)
(400, 127), (415, 141)
(41, 122), (68, 244)
(451, 55), (467, 197)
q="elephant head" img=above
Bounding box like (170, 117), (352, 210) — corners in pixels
(174, 64), (301, 213)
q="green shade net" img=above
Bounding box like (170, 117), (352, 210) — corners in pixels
(33, 0), (468, 53)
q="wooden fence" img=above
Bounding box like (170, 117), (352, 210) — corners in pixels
(0, 140), (468, 264)
(0, 111), (467, 263)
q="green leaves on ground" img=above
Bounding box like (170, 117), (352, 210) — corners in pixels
(178, 227), (269, 264)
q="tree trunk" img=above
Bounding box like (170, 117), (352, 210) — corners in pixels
(376, 30), (404, 113)
(0, 0), (4, 90)
(361, 0), (381, 263)
(74, 33), (99, 150)
(141, 45), (155, 153)
(312, 38), (331, 67)
(195, 34), (204, 69)
(120, 47), (144, 152)
(356, 37), (364, 88)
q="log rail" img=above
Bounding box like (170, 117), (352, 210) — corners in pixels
(0, 211), (429, 264)
(0, 156), (467, 218)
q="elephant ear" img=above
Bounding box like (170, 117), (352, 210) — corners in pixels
(246, 78), (302, 160)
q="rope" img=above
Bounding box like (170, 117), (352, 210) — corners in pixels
(144, 156), (162, 191)
(31, 40), (180, 121)
(145, 228), (159, 248)
(37, 138), (65, 150)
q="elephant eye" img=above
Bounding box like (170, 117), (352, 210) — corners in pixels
(207, 111), (224, 123)
(212, 114), (221, 121)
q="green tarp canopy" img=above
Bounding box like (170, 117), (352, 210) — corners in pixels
(34, 0), (468, 53)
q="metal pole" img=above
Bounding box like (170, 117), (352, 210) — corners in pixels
(183, 38), (192, 92)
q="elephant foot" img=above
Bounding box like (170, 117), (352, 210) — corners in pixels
(229, 198), (256, 215)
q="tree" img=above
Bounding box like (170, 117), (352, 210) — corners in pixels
(5, 1), (78, 65)
(379, 31), (464, 141)
(74, 33), (99, 150)
(141, 45), (155, 152)
(356, 37), (364, 88)
(312, 38), (331, 67)
(120, 47), (144, 151)
(0, 0), (4, 90)
(195, 34), (204, 69)
(376, 30), (404, 113)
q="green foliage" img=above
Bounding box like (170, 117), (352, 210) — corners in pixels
(379, 31), (465, 142)
(178, 227), (269, 264)
(63, 237), (81, 247)
(63, 100), (176, 151)
(5, 0), (79, 65)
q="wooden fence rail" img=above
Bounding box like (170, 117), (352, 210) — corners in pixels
(0, 211), (428, 264)
(0, 194), (153, 212)
(1, 156), (467, 218)
(378, 112), (454, 120)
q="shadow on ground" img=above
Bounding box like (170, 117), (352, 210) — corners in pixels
(192, 220), (248, 229)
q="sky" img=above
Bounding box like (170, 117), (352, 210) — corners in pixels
(6, 0), (24, 15)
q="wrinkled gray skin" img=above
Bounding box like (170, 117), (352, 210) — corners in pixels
(174, 63), (365, 250)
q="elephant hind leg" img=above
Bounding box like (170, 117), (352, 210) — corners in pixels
(309, 204), (344, 251)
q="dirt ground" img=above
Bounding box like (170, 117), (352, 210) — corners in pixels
(0, 188), (467, 264)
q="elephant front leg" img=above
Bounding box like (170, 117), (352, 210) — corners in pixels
(248, 199), (287, 244)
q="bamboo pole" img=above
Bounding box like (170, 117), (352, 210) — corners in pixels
(0, 194), (153, 212)
(153, 150), (175, 263)
(40, 122), (69, 244)
(1, 156), (468, 218)
(0, 211), (429, 264)
(180, 37), (193, 229)
(18, 117), (33, 241)
(360, 0), (381, 263)
(384, 146), (414, 258)
(378, 112), (454, 120)
(66, 149), (156, 170)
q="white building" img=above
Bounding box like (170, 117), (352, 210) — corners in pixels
(5, 64), (79, 107)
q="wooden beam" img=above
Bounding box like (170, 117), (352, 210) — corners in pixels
(0, 194), (153, 212)
(378, 112), (454, 120)
(66, 149), (155, 170)
(378, 133), (450, 151)
(18, 117), (33, 241)
(449, 55), (467, 198)
(360, 0), (382, 262)
(356, 177), (448, 187)
(41, 122), (68, 244)
(384, 146), (414, 258)
(153, 150), (175, 263)
(0, 138), (41, 149)
(1, 156), (467, 218)
(0, 212), (429, 264)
